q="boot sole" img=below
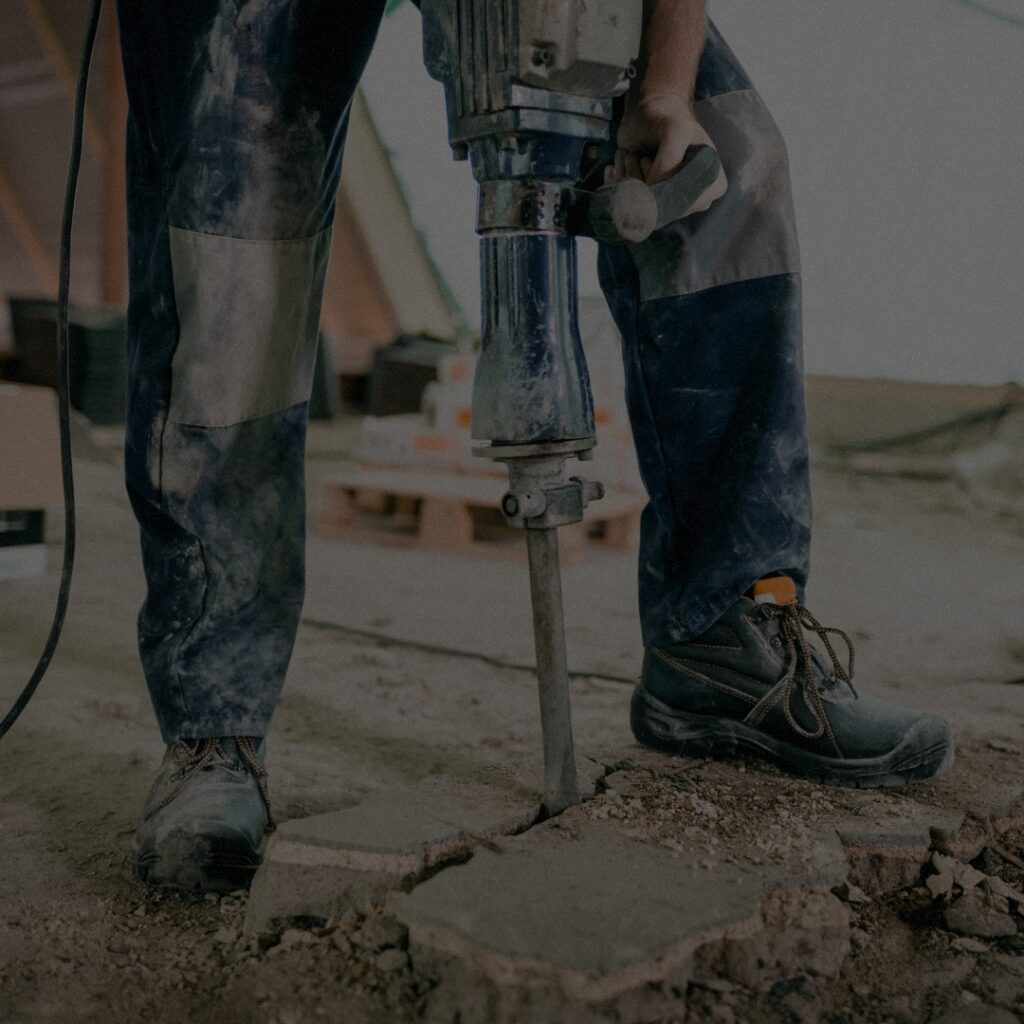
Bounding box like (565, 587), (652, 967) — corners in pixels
(134, 828), (263, 893)
(631, 685), (954, 789)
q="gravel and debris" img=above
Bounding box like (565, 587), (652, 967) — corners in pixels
(4, 750), (1024, 1023)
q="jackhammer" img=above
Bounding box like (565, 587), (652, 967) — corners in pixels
(420, 1), (720, 814)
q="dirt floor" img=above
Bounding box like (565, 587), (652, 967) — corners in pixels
(1, 423), (1022, 1023)
(5, 734), (1024, 1023)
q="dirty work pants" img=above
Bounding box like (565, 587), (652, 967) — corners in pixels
(117, 3), (810, 743)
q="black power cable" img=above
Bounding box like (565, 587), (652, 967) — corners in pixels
(0, 0), (103, 740)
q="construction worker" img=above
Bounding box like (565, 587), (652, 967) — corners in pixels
(118, 0), (952, 892)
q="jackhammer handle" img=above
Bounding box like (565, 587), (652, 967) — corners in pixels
(586, 145), (722, 244)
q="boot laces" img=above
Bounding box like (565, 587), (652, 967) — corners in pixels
(768, 603), (856, 741)
(153, 736), (275, 831)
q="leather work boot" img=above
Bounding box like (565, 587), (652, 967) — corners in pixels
(631, 576), (953, 787)
(134, 737), (274, 892)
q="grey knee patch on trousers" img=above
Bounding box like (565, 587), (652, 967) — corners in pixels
(167, 226), (332, 427)
(629, 89), (801, 302)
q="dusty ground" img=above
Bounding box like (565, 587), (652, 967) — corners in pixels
(0, 421), (1022, 1023)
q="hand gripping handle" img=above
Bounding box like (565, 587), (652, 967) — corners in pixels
(585, 145), (722, 244)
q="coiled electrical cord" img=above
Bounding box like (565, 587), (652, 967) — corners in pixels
(0, 0), (103, 740)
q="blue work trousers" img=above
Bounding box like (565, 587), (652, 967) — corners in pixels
(116, 2), (810, 742)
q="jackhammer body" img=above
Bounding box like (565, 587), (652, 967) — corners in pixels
(421, 0), (719, 815)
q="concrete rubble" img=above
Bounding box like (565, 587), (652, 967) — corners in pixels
(239, 736), (1024, 1023)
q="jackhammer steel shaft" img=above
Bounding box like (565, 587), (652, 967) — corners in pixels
(421, 0), (643, 816)
(525, 527), (580, 815)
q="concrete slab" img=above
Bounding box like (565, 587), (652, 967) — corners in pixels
(397, 826), (762, 1022)
(395, 821), (850, 1022)
(245, 757), (608, 936)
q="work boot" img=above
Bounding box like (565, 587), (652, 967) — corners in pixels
(631, 576), (953, 787)
(134, 736), (274, 892)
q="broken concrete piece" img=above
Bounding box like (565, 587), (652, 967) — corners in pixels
(245, 771), (541, 936)
(398, 824), (765, 1022)
(833, 881), (870, 905)
(698, 886), (851, 991)
(928, 868), (957, 899)
(928, 852), (990, 900)
(984, 875), (1024, 907)
(943, 892), (1018, 939)
(397, 819), (857, 1022)
(837, 808), (965, 896)
(942, 854), (988, 892)
(925, 852), (1024, 923)
(950, 935), (989, 954)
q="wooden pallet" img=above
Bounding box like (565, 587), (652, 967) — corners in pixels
(318, 465), (643, 560)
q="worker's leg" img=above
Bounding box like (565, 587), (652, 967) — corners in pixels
(117, 0), (387, 742)
(598, 21), (808, 648)
(600, 24), (952, 786)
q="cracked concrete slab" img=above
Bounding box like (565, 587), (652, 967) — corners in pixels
(394, 819), (854, 1022)
(396, 824), (765, 1022)
(385, 747), (1024, 1021)
(245, 757), (608, 936)
(246, 733), (1024, 1019)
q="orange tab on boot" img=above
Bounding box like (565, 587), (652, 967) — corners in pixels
(752, 576), (798, 606)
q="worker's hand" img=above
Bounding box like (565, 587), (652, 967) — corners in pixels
(608, 92), (728, 216)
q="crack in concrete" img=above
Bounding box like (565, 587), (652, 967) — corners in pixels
(244, 755), (614, 937)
